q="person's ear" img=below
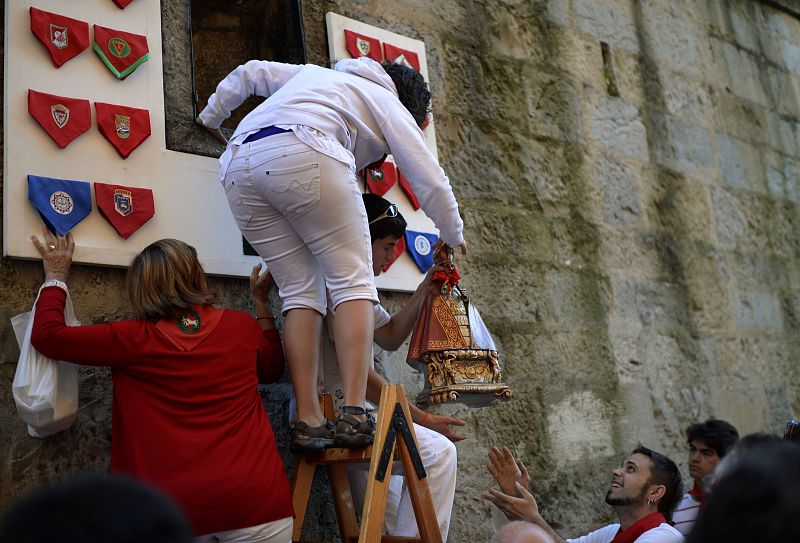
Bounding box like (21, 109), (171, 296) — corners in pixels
(648, 484), (666, 504)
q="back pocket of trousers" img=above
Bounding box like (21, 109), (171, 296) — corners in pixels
(267, 162), (321, 215)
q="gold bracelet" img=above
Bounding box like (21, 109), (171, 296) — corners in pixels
(256, 315), (276, 320)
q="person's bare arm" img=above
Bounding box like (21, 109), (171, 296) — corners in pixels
(484, 484), (568, 543)
(487, 446), (531, 496)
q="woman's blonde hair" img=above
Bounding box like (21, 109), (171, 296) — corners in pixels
(126, 239), (217, 321)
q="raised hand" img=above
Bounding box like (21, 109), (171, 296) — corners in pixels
(424, 414), (467, 442)
(31, 228), (75, 282)
(487, 446), (530, 497)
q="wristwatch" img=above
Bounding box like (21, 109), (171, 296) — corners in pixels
(41, 279), (68, 293)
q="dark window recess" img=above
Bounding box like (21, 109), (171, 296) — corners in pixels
(243, 238), (258, 257)
(161, 0), (306, 159)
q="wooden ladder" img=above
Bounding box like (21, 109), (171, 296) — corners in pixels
(291, 384), (443, 543)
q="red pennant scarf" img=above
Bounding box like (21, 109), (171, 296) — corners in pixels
(112, 0), (136, 8)
(95, 102), (151, 158)
(384, 43), (420, 72)
(345, 29), (383, 62)
(28, 89), (91, 149)
(30, 7), (90, 68)
(397, 170), (421, 210)
(92, 24), (149, 79)
(94, 182), (155, 239)
(609, 513), (667, 543)
(383, 236), (405, 272)
(688, 484), (708, 505)
(366, 161), (397, 196)
(155, 305), (224, 352)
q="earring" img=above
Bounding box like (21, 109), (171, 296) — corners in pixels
(647, 498), (655, 507)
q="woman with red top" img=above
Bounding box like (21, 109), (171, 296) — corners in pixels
(29, 230), (293, 543)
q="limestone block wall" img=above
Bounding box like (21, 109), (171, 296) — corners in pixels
(2, 1), (799, 541)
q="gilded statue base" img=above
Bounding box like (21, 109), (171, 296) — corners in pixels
(414, 348), (512, 408)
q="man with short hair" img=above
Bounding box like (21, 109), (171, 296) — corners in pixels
(672, 419), (739, 536)
(485, 445), (684, 543)
(319, 193), (466, 541)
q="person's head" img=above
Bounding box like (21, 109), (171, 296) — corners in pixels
(686, 419), (739, 483)
(686, 440), (800, 543)
(605, 446), (683, 521)
(0, 473), (192, 543)
(363, 193), (407, 276)
(126, 239), (217, 321)
(491, 521), (555, 543)
(382, 61), (431, 128)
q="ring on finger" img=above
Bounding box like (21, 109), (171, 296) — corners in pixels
(48, 244), (56, 250)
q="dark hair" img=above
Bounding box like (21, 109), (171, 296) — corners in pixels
(363, 193), (407, 241)
(633, 445), (683, 521)
(382, 61), (431, 127)
(0, 473), (192, 543)
(686, 419), (740, 458)
(687, 440), (800, 543)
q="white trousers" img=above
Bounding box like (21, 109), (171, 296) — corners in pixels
(194, 517), (292, 543)
(347, 423), (457, 541)
(224, 132), (378, 315)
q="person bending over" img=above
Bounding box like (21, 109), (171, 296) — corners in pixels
(29, 231), (292, 542)
(196, 57), (466, 451)
(486, 445), (684, 543)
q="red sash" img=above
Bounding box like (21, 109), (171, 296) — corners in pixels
(30, 7), (90, 68)
(366, 161), (397, 196)
(384, 43), (420, 72)
(28, 89), (91, 149)
(397, 170), (421, 210)
(155, 305), (224, 352)
(610, 513), (667, 543)
(95, 102), (151, 159)
(345, 29), (383, 62)
(94, 182), (155, 239)
(92, 24), (149, 79)
(112, 0), (136, 8)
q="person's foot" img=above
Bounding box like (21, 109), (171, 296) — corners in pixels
(334, 406), (375, 448)
(290, 419), (335, 452)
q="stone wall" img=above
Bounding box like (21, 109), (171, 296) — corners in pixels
(2, 1), (800, 541)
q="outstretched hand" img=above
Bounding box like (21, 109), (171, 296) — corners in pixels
(250, 263), (276, 307)
(484, 483), (540, 522)
(31, 228), (74, 282)
(424, 414), (467, 442)
(487, 446), (530, 497)
(196, 116), (228, 145)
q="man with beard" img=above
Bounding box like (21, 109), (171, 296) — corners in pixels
(485, 445), (684, 543)
(672, 419), (739, 536)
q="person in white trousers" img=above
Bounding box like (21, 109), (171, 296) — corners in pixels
(197, 58), (466, 452)
(318, 194), (465, 540)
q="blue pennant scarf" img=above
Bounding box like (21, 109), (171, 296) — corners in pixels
(403, 230), (439, 273)
(28, 175), (92, 235)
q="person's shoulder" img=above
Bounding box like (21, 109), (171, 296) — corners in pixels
(567, 524), (619, 543)
(636, 524), (684, 543)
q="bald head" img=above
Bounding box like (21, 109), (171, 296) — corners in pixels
(491, 521), (554, 543)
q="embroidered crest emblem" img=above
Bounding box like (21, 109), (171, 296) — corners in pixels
(177, 308), (202, 334)
(356, 37), (371, 56)
(51, 104), (70, 128)
(369, 168), (384, 181)
(49, 191), (74, 215)
(108, 37), (131, 58)
(113, 189), (133, 216)
(50, 24), (68, 49)
(115, 114), (131, 139)
(414, 234), (431, 256)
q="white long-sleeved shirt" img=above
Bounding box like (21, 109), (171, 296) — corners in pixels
(198, 57), (464, 246)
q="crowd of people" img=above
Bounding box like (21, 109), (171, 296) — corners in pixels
(3, 56), (799, 543)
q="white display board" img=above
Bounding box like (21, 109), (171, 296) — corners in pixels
(326, 12), (440, 293)
(3, 0), (260, 276)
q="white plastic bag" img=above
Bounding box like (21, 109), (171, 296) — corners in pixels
(11, 287), (80, 438)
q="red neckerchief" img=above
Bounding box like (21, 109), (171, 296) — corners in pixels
(94, 182), (155, 240)
(155, 305), (224, 352)
(610, 512), (666, 543)
(688, 484), (708, 504)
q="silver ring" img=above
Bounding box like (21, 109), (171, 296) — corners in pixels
(48, 244), (56, 250)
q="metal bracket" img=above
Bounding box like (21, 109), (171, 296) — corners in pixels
(374, 403), (428, 482)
